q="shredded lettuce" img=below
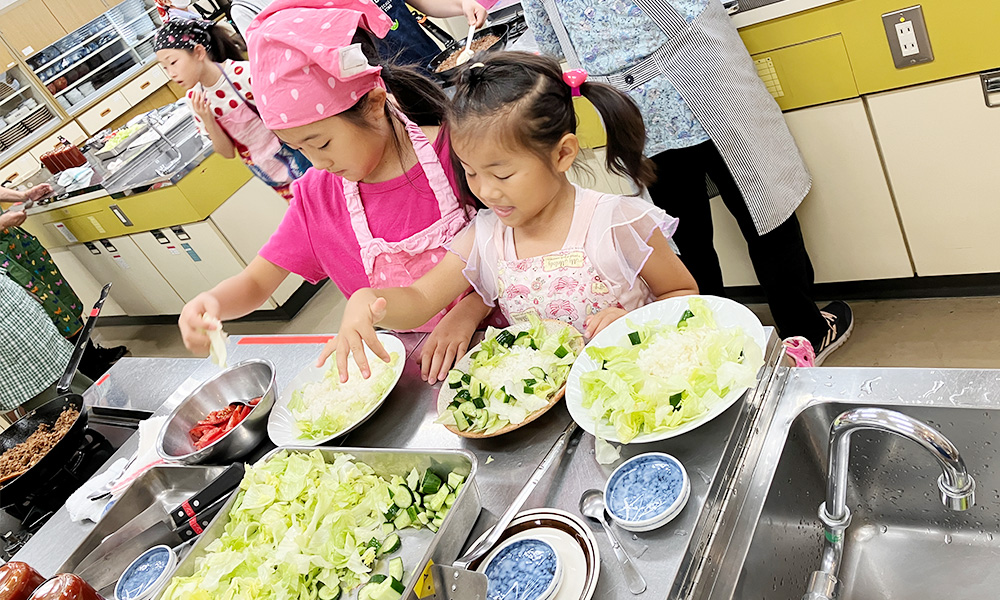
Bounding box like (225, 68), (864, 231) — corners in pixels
(290, 352), (400, 440)
(436, 315), (581, 434)
(581, 298), (763, 443)
(161, 451), (409, 600)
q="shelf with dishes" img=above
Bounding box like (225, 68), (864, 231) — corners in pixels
(0, 68), (58, 153)
(25, 0), (162, 114)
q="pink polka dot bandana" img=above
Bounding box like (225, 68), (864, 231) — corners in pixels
(246, 0), (395, 129)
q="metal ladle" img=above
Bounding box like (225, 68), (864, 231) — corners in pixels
(579, 488), (647, 594)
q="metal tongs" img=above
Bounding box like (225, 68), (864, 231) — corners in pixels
(431, 421), (579, 599)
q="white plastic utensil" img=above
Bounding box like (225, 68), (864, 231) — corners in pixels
(456, 23), (477, 66)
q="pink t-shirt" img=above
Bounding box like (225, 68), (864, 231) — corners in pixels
(259, 133), (463, 297)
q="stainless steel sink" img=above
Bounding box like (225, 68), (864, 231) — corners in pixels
(690, 368), (1000, 600)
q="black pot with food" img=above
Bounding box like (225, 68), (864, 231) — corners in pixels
(428, 23), (510, 84)
(0, 284), (111, 507)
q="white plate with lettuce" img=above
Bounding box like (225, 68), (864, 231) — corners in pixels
(436, 317), (583, 438)
(565, 295), (766, 444)
(267, 332), (406, 446)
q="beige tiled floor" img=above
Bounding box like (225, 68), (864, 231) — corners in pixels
(92, 287), (1000, 369)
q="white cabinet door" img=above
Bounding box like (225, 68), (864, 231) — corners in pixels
(47, 247), (126, 317)
(68, 236), (185, 315)
(130, 222), (255, 305)
(209, 177), (306, 306)
(867, 75), (1000, 276)
(711, 98), (914, 286)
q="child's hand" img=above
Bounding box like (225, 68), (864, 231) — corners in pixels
(189, 90), (214, 122)
(584, 306), (628, 339)
(321, 290), (392, 382)
(420, 311), (475, 386)
(461, 0), (487, 26)
(179, 293), (221, 355)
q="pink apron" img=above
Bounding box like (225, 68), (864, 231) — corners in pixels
(495, 188), (630, 333)
(214, 66), (308, 200)
(343, 108), (469, 332)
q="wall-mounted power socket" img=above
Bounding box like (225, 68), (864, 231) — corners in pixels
(882, 5), (934, 69)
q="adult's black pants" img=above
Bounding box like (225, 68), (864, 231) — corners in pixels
(648, 139), (827, 346)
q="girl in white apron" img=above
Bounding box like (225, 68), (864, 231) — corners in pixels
(177, 0), (497, 384)
(154, 19), (311, 201)
(330, 52), (699, 379)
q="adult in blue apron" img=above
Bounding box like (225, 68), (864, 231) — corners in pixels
(528, 0), (852, 362)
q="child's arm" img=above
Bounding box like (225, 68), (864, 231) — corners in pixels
(178, 256), (289, 355)
(419, 292), (493, 384)
(584, 229), (699, 337)
(190, 90), (237, 159)
(408, 0), (487, 26)
(323, 252), (471, 380)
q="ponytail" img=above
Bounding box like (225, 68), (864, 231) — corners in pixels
(578, 82), (656, 190)
(207, 23), (246, 63)
(449, 51), (655, 191)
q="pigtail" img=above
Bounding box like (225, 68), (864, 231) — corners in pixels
(578, 82), (656, 190)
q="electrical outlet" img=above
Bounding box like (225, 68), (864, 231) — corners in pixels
(895, 20), (918, 56)
(882, 6), (934, 69)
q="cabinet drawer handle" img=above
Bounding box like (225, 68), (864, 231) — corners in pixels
(982, 70), (1000, 108)
(100, 108), (112, 117)
(140, 81), (151, 90)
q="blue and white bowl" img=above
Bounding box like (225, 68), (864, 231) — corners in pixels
(114, 544), (176, 600)
(604, 452), (691, 532)
(483, 538), (563, 600)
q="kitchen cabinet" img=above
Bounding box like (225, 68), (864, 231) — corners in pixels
(0, 44), (15, 71)
(208, 177), (305, 305)
(0, 0), (66, 58)
(68, 235), (184, 315)
(130, 221), (252, 304)
(46, 246), (126, 316)
(711, 98), (914, 286)
(119, 63), (168, 105)
(42, 0), (108, 35)
(0, 151), (41, 186)
(866, 74), (1000, 277)
(28, 120), (87, 161)
(76, 91), (131, 134)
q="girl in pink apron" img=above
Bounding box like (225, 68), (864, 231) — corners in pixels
(177, 0), (496, 383)
(331, 52), (700, 380)
(155, 19), (310, 201)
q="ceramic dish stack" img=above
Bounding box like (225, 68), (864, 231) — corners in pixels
(469, 508), (601, 600)
(24, 106), (54, 132)
(0, 122), (30, 149)
(603, 453), (691, 532)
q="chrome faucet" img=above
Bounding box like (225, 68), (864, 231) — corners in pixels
(144, 109), (183, 176)
(802, 407), (976, 600)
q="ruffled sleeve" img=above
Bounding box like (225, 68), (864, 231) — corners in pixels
(587, 193), (679, 297)
(446, 209), (503, 307)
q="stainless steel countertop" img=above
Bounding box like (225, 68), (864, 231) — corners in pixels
(16, 329), (781, 599)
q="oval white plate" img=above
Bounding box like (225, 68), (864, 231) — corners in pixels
(267, 332), (406, 446)
(564, 295), (766, 444)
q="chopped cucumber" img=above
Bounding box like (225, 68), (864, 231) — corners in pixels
(406, 505), (419, 523)
(455, 389), (472, 401)
(554, 344), (570, 358)
(369, 575), (388, 584)
(461, 373), (472, 385)
(628, 331), (642, 345)
(447, 473), (466, 489)
(470, 378), (486, 398)
(431, 516), (444, 528)
(379, 533), (401, 555)
(495, 330), (516, 347)
(678, 309), (695, 327)
(417, 512), (430, 525)
(318, 584), (342, 600)
(669, 392), (683, 408)
(426, 488), (448, 512)
(446, 370), (464, 389)
(444, 493), (457, 508)
(389, 577), (405, 594)
(392, 485), (413, 509)
(453, 411), (470, 431)
(393, 510), (412, 530)
(471, 397), (485, 409)
(406, 468), (420, 490)
(384, 504), (400, 522)
(427, 522), (439, 533)
(382, 523), (395, 536)
(529, 366), (547, 381)
(367, 537), (382, 553)
(420, 470), (442, 495)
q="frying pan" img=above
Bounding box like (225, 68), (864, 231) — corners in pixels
(0, 283), (112, 507)
(427, 23), (510, 84)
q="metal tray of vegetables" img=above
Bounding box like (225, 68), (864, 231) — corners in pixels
(157, 447), (481, 600)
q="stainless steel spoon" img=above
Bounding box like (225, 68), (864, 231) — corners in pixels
(579, 488), (647, 594)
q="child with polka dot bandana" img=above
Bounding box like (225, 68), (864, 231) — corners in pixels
(154, 19), (311, 200)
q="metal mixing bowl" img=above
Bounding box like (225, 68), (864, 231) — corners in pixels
(156, 359), (276, 464)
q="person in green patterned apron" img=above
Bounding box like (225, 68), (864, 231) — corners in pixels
(0, 185), (127, 378)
